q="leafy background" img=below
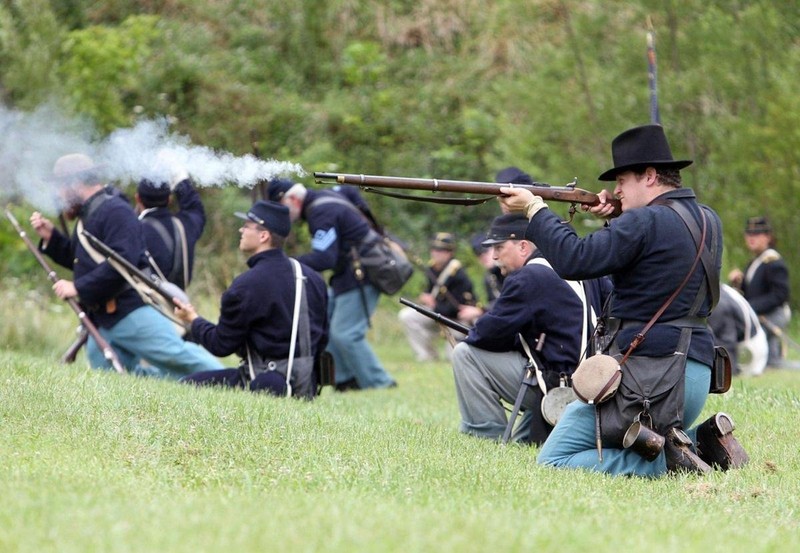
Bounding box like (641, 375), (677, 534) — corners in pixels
(2, 0), (800, 303)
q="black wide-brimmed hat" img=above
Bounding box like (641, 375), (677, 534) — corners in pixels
(598, 124), (692, 181)
(481, 213), (529, 246)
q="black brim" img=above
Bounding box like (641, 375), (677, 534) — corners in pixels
(598, 160), (693, 181)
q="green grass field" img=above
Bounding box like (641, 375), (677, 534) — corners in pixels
(2, 306), (800, 552)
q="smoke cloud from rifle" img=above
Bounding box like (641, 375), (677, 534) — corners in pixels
(1, 103), (304, 213)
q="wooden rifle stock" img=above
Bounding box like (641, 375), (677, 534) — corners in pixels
(4, 208), (126, 374)
(314, 172), (621, 217)
(61, 326), (89, 364)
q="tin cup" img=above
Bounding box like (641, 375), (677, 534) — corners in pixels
(622, 421), (666, 461)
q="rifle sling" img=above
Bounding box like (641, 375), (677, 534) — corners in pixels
(141, 215), (189, 289)
(363, 187), (494, 206)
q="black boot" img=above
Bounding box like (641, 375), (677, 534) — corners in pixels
(334, 377), (361, 392)
(664, 427), (712, 475)
(695, 412), (749, 470)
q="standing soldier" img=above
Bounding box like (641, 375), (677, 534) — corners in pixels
(134, 155), (205, 290)
(399, 233), (476, 361)
(728, 216), (791, 368)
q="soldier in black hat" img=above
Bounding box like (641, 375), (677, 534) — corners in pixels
(134, 153), (205, 291)
(729, 216), (790, 367)
(500, 124), (747, 476)
(398, 232), (476, 362)
(174, 200), (329, 396)
(451, 214), (609, 444)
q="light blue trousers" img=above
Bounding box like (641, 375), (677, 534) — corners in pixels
(327, 285), (395, 389)
(86, 305), (223, 379)
(537, 359), (711, 477)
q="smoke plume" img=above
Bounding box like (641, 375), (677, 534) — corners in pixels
(1, 104), (305, 213)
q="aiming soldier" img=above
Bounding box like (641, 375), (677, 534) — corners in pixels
(500, 125), (747, 476)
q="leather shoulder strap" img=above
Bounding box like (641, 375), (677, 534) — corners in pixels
(661, 200), (721, 310)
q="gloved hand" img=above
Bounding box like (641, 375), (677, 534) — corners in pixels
(523, 195), (548, 220)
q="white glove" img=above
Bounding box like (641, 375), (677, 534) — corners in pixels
(523, 195), (548, 220)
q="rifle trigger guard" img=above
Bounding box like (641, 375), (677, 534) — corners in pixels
(560, 203), (578, 224)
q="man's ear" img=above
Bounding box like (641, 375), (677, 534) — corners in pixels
(645, 166), (659, 185)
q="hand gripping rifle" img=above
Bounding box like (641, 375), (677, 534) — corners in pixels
(5, 208), (125, 374)
(80, 229), (191, 332)
(314, 172), (622, 222)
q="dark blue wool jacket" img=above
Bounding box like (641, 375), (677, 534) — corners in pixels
(297, 189), (372, 295)
(191, 249), (329, 361)
(140, 178), (206, 289)
(43, 189), (147, 329)
(526, 187), (722, 366)
(466, 252), (610, 376)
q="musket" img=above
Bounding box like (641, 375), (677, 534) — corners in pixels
(758, 316), (800, 354)
(4, 207), (125, 374)
(399, 297), (470, 335)
(80, 229), (191, 330)
(314, 172), (622, 221)
(61, 325), (89, 364)
(646, 17), (661, 125)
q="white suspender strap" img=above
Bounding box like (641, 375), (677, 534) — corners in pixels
(285, 258), (305, 397)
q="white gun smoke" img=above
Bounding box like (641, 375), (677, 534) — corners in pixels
(1, 104), (305, 212)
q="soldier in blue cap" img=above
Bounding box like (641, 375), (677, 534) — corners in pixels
(729, 216), (791, 367)
(451, 213), (609, 444)
(174, 200), (329, 396)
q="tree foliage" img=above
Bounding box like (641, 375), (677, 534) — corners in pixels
(2, 0), (800, 304)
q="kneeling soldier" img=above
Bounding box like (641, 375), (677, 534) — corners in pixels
(451, 214), (609, 444)
(174, 200), (329, 397)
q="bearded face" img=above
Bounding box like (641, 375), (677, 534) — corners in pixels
(57, 184), (84, 221)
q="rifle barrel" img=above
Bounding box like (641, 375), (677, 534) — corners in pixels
(314, 172), (620, 212)
(4, 208), (125, 374)
(399, 297), (471, 335)
(81, 229), (190, 331)
(81, 230), (187, 306)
